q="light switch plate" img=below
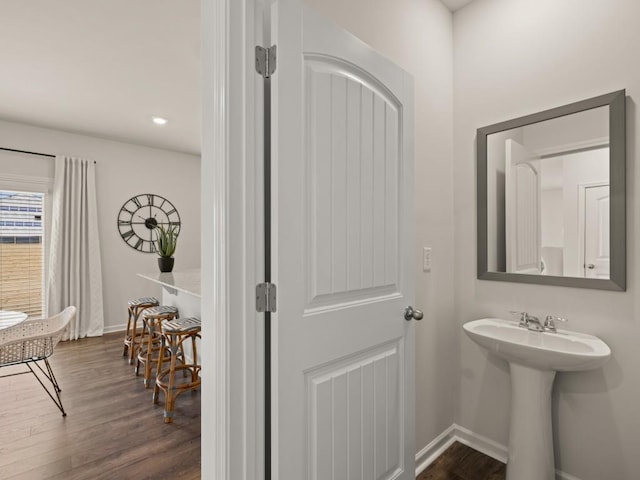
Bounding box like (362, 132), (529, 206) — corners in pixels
(423, 247), (432, 272)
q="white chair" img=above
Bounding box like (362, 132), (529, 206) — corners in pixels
(0, 306), (76, 416)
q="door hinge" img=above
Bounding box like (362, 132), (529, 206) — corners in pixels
(255, 45), (277, 78)
(256, 282), (277, 313)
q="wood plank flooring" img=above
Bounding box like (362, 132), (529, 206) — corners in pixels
(418, 442), (506, 480)
(0, 332), (200, 480)
(0, 332), (505, 480)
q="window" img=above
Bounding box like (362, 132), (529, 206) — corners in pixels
(0, 190), (45, 317)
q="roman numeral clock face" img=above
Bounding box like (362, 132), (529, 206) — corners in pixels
(117, 194), (181, 253)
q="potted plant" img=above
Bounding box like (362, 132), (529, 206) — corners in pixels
(154, 224), (178, 272)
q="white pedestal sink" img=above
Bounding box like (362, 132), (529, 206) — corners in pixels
(463, 318), (611, 480)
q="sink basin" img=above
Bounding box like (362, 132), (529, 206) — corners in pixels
(464, 318), (611, 480)
(463, 318), (611, 371)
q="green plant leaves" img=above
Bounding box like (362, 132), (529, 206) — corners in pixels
(154, 224), (178, 257)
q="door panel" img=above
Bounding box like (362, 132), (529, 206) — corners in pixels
(305, 56), (400, 310)
(272, 3), (415, 479)
(584, 184), (610, 278)
(505, 139), (542, 274)
(307, 341), (402, 479)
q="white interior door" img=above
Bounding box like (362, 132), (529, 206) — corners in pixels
(505, 139), (542, 274)
(583, 184), (610, 278)
(272, 3), (416, 479)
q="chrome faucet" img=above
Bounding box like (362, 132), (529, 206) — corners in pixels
(543, 315), (568, 333)
(510, 311), (544, 332)
(524, 315), (544, 332)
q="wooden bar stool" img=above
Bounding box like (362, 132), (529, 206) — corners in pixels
(153, 317), (201, 423)
(123, 297), (159, 364)
(136, 305), (179, 388)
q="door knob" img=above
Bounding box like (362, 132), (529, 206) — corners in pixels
(404, 306), (423, 321)
(586, 264), (595, 269)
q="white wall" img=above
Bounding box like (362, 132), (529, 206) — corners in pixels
(540, 188), (562, 247)
(454, 0), (640, 478)
(522, 105), (609, 154)
(302, 0), (457, 452)
(0, 119), (201, 333)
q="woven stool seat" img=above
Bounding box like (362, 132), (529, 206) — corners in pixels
(136, 306), (179, 388)
(141, 305), (178, 317)
(128, 296), (159, 307)
(153, 316), (201, 423)
(123, 297), (160, 364)
(163, 317), (201, 334)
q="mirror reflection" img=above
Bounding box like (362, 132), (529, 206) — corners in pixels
(487, 107), (610, 279)
(478, 89), (625, 290)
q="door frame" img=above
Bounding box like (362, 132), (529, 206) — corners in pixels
(201, 0), (263, 478)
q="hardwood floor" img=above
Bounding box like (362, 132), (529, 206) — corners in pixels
(418, 442), (506, 480)
(0, 331), (506, 480)
(0, 332), (200, 480)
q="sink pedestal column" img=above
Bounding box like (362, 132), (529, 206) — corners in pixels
(507, 363), (557, 480)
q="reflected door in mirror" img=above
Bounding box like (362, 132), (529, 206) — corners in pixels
(477, 89), (626, 290)
(505, 139), (541, 274)
(583, 184), (610, 279)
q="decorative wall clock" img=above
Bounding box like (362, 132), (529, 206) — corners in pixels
(117, 193), (181, 253)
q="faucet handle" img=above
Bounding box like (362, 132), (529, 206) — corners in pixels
(509, 310), (528, 327)
(544, 315), (568, 332)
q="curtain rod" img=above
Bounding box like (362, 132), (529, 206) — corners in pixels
(0, 147), (55, 158)
(0, 147), (96, 163)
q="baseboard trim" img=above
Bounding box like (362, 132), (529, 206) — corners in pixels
(415, 423), (581, 480)
(556, 469), (582, 480)
(414, 423), (506, 477)
(103, 324), (126, 334)
(453, 424), (508, 464)
(414, 425), (458, 476)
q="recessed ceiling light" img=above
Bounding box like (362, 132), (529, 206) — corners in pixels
(152, 116), (168, 125)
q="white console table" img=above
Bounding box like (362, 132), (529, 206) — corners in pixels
(138, 268), (201, 361)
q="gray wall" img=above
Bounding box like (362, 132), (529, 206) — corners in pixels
(454, 0), (639, 478)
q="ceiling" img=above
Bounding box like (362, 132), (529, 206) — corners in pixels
(0, 1), (200, 156)
(440, 0), (476, 12)
(0, 1), (474, 157)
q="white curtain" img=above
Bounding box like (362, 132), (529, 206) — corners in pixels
(48, 156), (104, 340)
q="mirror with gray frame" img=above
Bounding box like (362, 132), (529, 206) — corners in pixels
(477, 90), (626, 290)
